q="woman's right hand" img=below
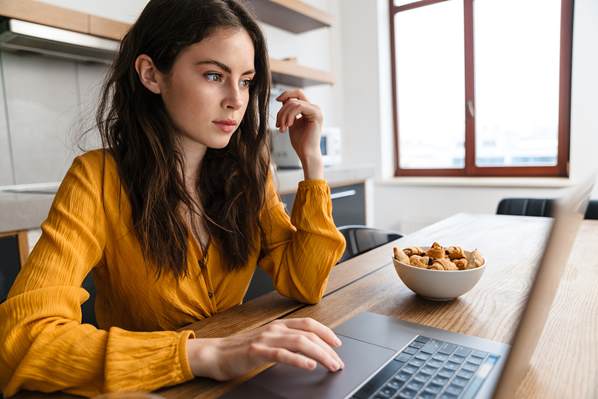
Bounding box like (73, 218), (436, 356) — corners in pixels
(186, 318), (345, 381)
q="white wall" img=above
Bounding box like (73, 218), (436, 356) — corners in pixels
(340, 0), (598, 234)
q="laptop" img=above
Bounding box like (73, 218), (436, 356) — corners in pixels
(222, 174), (595, 399)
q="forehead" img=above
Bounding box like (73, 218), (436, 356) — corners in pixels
(181, 27), (255, 71)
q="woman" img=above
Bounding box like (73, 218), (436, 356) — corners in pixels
(0, 0), (346, 396)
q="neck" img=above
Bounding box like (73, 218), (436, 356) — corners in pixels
(177, 134), (207, 191)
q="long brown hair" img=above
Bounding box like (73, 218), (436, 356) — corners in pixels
(96, 0), (271, 277)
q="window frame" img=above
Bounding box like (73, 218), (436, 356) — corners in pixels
(389, 0), (574, 177)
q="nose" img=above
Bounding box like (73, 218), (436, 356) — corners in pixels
(222, 81), (244, 111)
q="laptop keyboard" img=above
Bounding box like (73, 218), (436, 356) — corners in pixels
(351, 336), (500, 399)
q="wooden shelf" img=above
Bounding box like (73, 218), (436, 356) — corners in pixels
(270, 58), (334, 87)
(246, 0), (334, 33)
(0, 0), (334, 87)
(0, 0), (128, 40)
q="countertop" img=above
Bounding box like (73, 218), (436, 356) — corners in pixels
(0, 164), (375, 233)
(274, 163), (374, 193)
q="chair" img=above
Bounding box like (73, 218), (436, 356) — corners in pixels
(496, 198), (554, 217)
(243, 225), (402, 302)
(497, 198), (598, 219)
(81, 275), (97, 326)
(585, 200), (598, 219)
(337, 225), (402, 263)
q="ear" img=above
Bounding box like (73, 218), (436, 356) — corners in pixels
(134, 54), (163, 94)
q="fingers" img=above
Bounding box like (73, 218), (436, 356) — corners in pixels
(276, 99), (303, 131)
(276, 89), (308, 102)
(275, 89), (322, 132)
(254, 318), (344, 372)
(276, 99), (320, 132)
(282, 318), (343, 349)
(290, 329), (345, 370)
(260, 332), (343, 372)
(248, 343), (318, 371)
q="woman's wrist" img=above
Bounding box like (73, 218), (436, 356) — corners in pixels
(186, 337), (219, 378)
(300, 154), (324, 180)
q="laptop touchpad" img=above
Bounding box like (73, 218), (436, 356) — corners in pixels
(223, 335), (397, 399)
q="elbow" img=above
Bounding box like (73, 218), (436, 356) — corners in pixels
(297, 291), (324, 305)
(335, 231), (347, 263)
(295, 277), (328, 305)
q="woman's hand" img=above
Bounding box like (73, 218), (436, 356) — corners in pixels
(275, 89), (324, 180)
(186, 318), (344, 381)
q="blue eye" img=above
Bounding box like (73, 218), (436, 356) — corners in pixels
(205, 72), (223, 82)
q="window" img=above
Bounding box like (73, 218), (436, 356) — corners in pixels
(389, 0), (573, 176)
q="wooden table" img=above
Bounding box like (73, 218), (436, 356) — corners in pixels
(17, 214), (598, 398)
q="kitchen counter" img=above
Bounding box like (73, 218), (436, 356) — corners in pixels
(0, 191), (56, 232)
(0, 164), (375, 233)
(274, 163), (374, 193)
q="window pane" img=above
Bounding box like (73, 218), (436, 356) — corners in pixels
(474, 0), (561, 167)
(395, 1), (465, 169)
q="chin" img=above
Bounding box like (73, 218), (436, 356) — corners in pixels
(206, 134), (235, 149)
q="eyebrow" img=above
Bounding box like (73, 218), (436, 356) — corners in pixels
(195, 59), (255, 75)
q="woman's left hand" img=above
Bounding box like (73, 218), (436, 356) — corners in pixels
(275, 89), (324, 179)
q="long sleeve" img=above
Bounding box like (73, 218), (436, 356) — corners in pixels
(258, 175), (346, 304)
(0, 154), (194, 397)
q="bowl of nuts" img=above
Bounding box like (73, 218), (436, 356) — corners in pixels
(392, 242), (486, 301)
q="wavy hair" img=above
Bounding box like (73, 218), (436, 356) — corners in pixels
(96, 0), (271, 277)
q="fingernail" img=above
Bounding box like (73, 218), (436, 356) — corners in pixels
(335, 338), (342, 346)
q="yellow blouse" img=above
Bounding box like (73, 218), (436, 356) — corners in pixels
(0, 150), (345, 397)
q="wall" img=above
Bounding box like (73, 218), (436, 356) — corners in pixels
(339, 0), (598, 234)
(0, 0), (341, 186)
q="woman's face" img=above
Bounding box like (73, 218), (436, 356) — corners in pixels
(159, 27), (256, 150)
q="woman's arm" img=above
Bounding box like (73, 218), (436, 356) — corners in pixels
(257, 177), (346, 304)
(0, 153), (194, 397)
(256, 90), (346, 304)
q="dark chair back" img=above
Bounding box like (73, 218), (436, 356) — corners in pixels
(81, 274), (97, 326)
(243, 225), (402, 302)
(497, 198), (598, 220)
(585, 200), (598, 219)
(337, 225), (402, 263)
(496, 198), (554, 217)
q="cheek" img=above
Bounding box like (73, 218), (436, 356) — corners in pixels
(165, 83), (213, 122)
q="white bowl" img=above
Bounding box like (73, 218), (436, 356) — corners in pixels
(392, 252), (486, 301)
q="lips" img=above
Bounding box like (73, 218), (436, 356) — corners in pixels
(213, 119), (238, 133)
(213, 119), (237, 126)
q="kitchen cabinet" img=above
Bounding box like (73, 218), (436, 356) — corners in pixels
(280, 182), (366, 227)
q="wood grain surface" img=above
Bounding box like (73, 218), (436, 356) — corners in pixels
(14, 214), (598, 399)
